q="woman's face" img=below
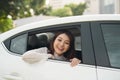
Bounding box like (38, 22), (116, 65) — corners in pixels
(53, 33), (70, 55)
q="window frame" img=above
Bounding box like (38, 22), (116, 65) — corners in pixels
(26, 22), (95, 65)
(4, 32), (28, 55)
(10, 33), (28, 54)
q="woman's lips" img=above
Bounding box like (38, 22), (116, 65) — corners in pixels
(57, 47), (64, 52)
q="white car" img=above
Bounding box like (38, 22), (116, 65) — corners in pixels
(0, 14), (120, 80)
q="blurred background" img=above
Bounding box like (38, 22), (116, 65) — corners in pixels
(0, 0), (120, 33)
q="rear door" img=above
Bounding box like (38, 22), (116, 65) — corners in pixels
(91, 21), (120, 80)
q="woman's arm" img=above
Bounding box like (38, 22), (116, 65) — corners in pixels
(22, 47), (50, 64)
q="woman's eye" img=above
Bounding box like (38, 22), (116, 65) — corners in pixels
(65, 42), (70, 45)
(57, 39), (62, 42)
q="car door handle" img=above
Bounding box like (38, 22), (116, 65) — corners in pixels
(2, 72), (22, 80)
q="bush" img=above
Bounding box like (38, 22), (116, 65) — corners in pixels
(65, 3), (87, 15)
(0, 18), (14, 33)
(49, 7), (72, 17)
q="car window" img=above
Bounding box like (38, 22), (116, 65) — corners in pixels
(10, 34), (27, 54)
(27, 27), (82, 62)
(3, 22), (95, 65)
(101, 24), (120, 68)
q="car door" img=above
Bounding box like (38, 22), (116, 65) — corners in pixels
(0, 22), (97, 80)
(91, 21), (120, 80)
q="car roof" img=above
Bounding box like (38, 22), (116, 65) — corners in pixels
(16, 14), (120, 29)
(0, 14), (120, 41)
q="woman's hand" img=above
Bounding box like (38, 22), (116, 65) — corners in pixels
(47, 54), (54, 59)
(70, 58), (81, 67)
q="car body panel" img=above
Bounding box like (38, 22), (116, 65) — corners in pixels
(0, 15), (120, 80)
(0, 47), (97, 80)
(97, 66), (120, 80)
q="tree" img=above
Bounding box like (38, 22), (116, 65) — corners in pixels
(42, 6), (52, 15)
(0, 0), (46, 20)
(0, 0), (18, 19)
(0, 0), (46, 32)
(30, 0), (46, 15)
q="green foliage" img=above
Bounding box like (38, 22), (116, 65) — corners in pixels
(42, 6), (52, 15)
(65, 3), (87, 15)
(0, 0), (46, 32)
(49, 7), (72, 17)
(65, 3), (77, 13)
(0, 0), (46, 20)
(0, 17), (13, 33)
(14, 0), (31, 19)
(30, 0), (45, 15)
(0, 0), (18, 19)
(48, 2), (87, 17)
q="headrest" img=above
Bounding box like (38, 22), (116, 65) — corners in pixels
(38, 34), (48, 47)
(27, 35), (40, 50)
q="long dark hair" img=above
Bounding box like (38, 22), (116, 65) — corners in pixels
(49, 30), (75, 60)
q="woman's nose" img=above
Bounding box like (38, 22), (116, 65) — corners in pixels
(59, 41), (64, 47)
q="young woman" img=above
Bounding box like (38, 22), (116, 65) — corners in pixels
(22, 30), (81, 67)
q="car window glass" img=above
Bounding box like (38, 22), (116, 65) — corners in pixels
(101, 24), (120, 68)
(10, 34), (27, 54)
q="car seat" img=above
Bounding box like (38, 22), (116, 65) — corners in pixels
(27, 35), (40, 50)
(37, 34), (48, 48)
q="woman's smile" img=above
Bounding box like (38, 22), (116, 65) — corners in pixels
(56, 46), (64, 52)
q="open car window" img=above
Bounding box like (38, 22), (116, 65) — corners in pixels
(26, 27), (82, 62)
